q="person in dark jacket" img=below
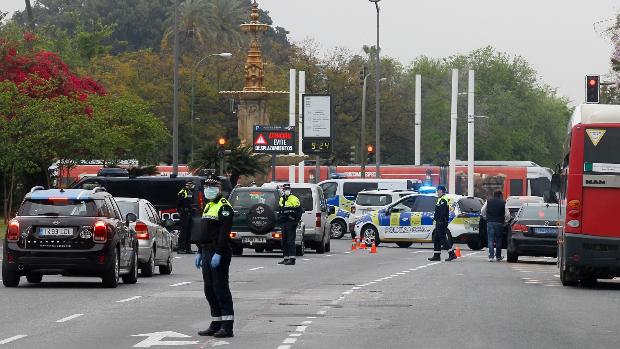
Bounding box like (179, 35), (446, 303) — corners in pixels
(481, 190), (509, 262)
(428, 185), (457, 262)
(278, 183), (303, 266)
(177, 180), (196, 254)
(193, 175), (235, 338)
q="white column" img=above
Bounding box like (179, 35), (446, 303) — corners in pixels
(467, 70), (475, 197)
(289, 69), (296, 181)
(414, 74), (422, 166)
(298, 71), (305, 183)
(449, 69), (458, 194)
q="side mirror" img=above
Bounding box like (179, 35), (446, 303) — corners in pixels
(164, 219), (175, 228)
(125, 213), (138, 226)
(328, 206), (336, 215)
(551, 174), (561, 193)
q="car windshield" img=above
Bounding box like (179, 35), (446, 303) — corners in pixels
(458, 198), (483, 213)
(506, 196), (544, 207)
(116, 201), (139, 216)
(229, 190), (278, 209)
(19, 199), (97, 217)
(291, 188), (313, 211)
(518, 205), (563, 220)
(356, 193), (392, 206)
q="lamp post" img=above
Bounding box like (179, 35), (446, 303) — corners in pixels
(172, 0), (179, 176)
(369, 0), (381, 177)
(190, 52), (232, 163)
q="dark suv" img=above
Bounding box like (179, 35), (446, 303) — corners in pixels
(2, 187), (139, 288)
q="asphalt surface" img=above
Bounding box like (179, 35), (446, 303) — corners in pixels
(1, 240), (619, 349)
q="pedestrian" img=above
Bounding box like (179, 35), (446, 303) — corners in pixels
(278, 184), (302, 266)
(428, 185), (457, 262)
(177, 180), (196, 254)
(194, 174), (235, 338)
(481, 190), (510, 262)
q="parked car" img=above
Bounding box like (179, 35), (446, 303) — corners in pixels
(227, 187), (305, 256)
(351, 189), (417, 227)
(507, 203), (564, 263)
(2, 187), (138, 288)
(506, 196), (545, 219)
(262, 183), (331, 253)
(115, 198), (174, 276)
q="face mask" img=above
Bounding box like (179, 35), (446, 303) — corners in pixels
(284, 190), (291, 196)
(204, 187), (219, 200)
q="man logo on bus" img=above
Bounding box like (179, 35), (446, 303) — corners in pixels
(586, 179), (606, 185)
(586, 129), (606, 147)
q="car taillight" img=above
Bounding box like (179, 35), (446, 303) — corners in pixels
(135, 221), (149, 239)
(512, 224), (528, 233)
(316, 213), (322, 228)
(566, 199), (581, 228)
(7, 219), (19, 241)
(272, 232), (282, 239)
(93, 221), (107, 242)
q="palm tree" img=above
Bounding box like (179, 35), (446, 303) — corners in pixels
(190, 143), (269, 187)
(24, 0), (35, 31)
(162, 0), (211, 47)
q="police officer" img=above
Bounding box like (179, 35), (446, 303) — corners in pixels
(194, 175), (235, 338)
(177, 180), (196, 254)
(278, 184), (302, 266)
(428, 185), (457, 262)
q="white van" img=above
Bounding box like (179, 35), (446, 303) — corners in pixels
(262, 183), (331, 253)
(318, 179), (422, 239)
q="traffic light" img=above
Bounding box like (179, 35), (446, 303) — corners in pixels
(349, 145), (357, 164)
(217, 137), (226, 158)
(366, 144), (375, 163)
(586, 75), (600, 104)
(218, 137), (227, 147)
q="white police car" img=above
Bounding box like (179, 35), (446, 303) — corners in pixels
(353, 193), (483, 249)
(351, 189), (417, 223)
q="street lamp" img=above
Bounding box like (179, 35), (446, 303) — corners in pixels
(190, 52), (232, 163)
(369, 0), (381, 177)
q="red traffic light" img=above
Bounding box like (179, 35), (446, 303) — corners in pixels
(585, 75), (600, 104)
(588, 79), (597, 87)
(367, 144), (374, 153)
(218, 137), (227, 146)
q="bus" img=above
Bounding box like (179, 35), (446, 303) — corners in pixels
(555, 104), (620, 286)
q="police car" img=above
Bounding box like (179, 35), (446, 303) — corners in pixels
(350, 189), (417, 226)
(353, 193), (483, 249)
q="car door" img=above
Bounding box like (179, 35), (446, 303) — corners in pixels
(379, 195), (418, 240)
(106, 197), (129, 267)
(147, 202), (169, 254)
(411, 196), (439, 241)
(318, 188), (328, 235)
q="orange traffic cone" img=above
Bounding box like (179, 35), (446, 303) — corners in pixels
(455, 246), (461, 258)
(360, 239), (367, 249)
(351, 239), (357, 251)
(370, 241), (377, 254)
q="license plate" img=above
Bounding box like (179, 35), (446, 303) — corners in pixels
(533, 227), (558, 234)
(39, 227), (73, 237)
(243, 237), (266, 244)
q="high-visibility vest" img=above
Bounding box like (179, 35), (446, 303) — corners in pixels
(280, 195), (300, 208)
(202, 198), (231, 219)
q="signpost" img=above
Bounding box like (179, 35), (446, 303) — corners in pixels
(253, 125), (296, 181)
(302, 94), (333, 183)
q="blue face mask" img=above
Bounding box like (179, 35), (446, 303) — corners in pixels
(204, 187), (219, 200)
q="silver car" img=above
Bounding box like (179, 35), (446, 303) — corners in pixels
(116, 197), (174, 276)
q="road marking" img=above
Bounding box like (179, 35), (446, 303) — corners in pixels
(317, 310), (326, 315)
(411, 251), (430, 254)
(283, 337), (297, 344)
(56, 314), (83, 323)
(211, 341), (229, 346)
(303, 259), (310, 261)
(132, 331), (199, 348)
(170, 282), (192, 287)
(306, 316), (317, 319)
(289, 333), (302, 337)
(249, 267), (264, 271)
(301, 320), (312, 325)
(174, 256), (182, 259)
(277, 346), (291, 349)
(344, 251), (351, 254)
(0, 335), (27, 345)
(325, 254), (333, 257)
(352, 286), (361, 290)
(342, 291), (352, 295)
(117, 296), (142, 303)
(295, 326), (307, 332)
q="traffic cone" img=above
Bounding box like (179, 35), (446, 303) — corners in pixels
(370, 241), (377, 254)
(356, 237), (361, 248)
(351, 239), (357, 251)
(360, 239), (367, 249)
(455, 246), (461, 258)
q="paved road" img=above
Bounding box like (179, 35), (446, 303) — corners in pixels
(1, 240), (619, 348)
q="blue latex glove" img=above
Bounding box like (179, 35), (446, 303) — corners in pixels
(194, 252), (202, 269)
(210, 253), (221, 269)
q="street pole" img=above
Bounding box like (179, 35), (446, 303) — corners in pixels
(449, 69), (458, 194)
(361, 74), (369, 178)
(414, 74), (421, 166)
(172, 0), (179, 176)
(374, 1), (381, 178)
(289, 69), (296, 183)
(315, 155), (320, 184)
(467, 70), (475, 197)
(298, 70), (305, 183)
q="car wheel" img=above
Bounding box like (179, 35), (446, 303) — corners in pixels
(141, 249), (155, 277)
(330, 220), (346, 239)
(295, 239), (305, 256)
(361, 225), (380, 246)
(507, 249), (518, 263)
(396, 242), (413, 248)
(122, 249), (139, 284)
(232, 245), (244, 256)
(102, 248), (120, 288)
(560, 263), (578, 287)
(159, 253), (173, 275)
(2, 263), (20, 288)
(26, 273), (43, 284)
(325, 240), (331, 252)
(467, 237), (483, 250)
(315, 234), (326, 254)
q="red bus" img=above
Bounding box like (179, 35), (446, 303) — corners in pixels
(555, 104), (620, 286)
(53, 163), (192, 187)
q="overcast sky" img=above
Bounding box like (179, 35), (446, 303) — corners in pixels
(3, 0), (619, 104)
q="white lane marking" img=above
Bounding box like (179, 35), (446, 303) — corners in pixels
(0, 335), (27, 345)
(325, 254), (333, 257)
(132, 331), (199, 347)
(317, 310), (326, 315)
(117, 296), (142, 303)
(344, 252), (351, 254)
(249, 267), (264, 271)
(301, 321), (312, 325)
(411, 251), (430, 254)
(352, 286), (361, 290)
(174, 256), (182, 259)
(277, 346), (291, 349)
(295, 326), (307, 332)
(283, 338), (297, 344)
(373, 279), (382, 282)
(303, 259), (310, 261)
(56, 313), (83, 323)
(289, 333), (302, 337)
(396, 272), (405, 275)
(554, 275), (560, 278)
(170, 282), (192, 287)
(212, 341), (230, 346)
(368, 281), (376, 284)
(306, 316), (317, 319)
(342, 291), (353, 295)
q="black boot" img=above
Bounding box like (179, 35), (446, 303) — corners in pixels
(278, 258), (288, 265)
(428, 253), (441, 261)
(213, 321), (234, 338)
(198, 321), (222, 336)
(283, 258), (296, 265)
(445, 250), (457, 262)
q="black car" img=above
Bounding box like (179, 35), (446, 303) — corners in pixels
(506, 203), (564, 263)
(2, 187), (139, 288)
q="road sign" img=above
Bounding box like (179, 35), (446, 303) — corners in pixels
(253, 125), (296, 154)
(302, 94), (333, 154)
(132, 331), (199, 347)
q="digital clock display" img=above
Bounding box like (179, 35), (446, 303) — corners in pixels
(303, 138), (332, 154)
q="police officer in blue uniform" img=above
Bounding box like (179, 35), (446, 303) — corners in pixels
(194, 175), (235, 338)
(428, 185), (457, 262)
